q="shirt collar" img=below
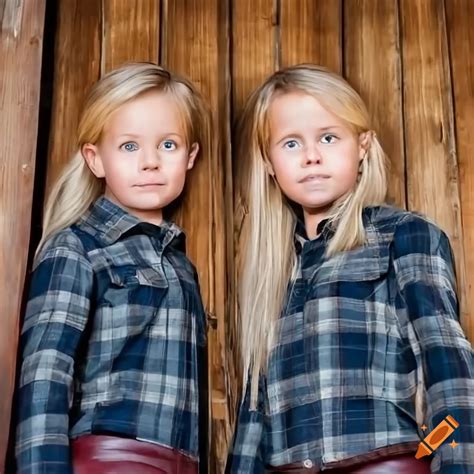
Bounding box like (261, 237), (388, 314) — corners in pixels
(294, 216), (332, 253)
(294, 207), (379, 253)
(78, 195), (184, 247)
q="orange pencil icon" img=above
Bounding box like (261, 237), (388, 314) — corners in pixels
(415, 415), (459, 459)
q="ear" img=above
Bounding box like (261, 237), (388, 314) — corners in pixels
(82, 143), (105, 178)
(358, 131), (373, 161)
(264, 161), (275, 177)
(186, 142), (200, 170)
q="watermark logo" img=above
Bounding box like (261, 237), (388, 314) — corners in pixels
(416, 415), (459, 459)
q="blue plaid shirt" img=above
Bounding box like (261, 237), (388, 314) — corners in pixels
(228, 206), (473, 473)
(16, 196), (208, 474)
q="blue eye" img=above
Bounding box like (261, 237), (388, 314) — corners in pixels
(160, 140), (177, 151)
(284, 139), (300, 150)
(320, 134), (338, 144)
(121, 142), (138, 152)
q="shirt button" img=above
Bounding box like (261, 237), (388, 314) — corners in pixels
(303, 459), (313, 468)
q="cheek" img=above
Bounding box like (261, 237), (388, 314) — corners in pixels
(270, 150), (295, 178)
(102, 159), (129, 183)
(273, 166), (300, 198)
(332, 146), (360, 182)
(166, 158), (190, 184)
(341, 159), (360, 180)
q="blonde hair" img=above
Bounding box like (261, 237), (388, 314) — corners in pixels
(37, 62), (210, 256)
(238, 64), (388, 405)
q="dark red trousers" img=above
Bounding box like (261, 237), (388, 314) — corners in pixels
(72, 435), (198, 474)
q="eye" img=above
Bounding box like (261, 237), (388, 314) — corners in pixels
(121, 142), (138, 152)
(283, 139), (300, 150)
(320, 133), (338, 144)
(160, 140), (177, 151)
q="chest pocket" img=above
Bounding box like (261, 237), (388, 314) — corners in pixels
(104, 264), (168, 309)
(305, 238), (392, 303)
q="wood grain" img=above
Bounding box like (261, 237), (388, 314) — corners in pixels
(445, 0), (474, 340)
(102, 0), (160, 72)
(0, 0), (46, 469)
(344, 0), (405, 207)
(400, 0), (466, 322)
(280, 0), (342, 73)
(45, 0), (101, 195)
(232, 0), (277, 115)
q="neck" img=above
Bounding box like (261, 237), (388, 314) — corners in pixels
(139, 212), (164, 226)
(303, 206), (330, 240)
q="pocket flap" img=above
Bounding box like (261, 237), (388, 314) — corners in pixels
(107, 265), (168, 289)
(314, 241), (390, 283)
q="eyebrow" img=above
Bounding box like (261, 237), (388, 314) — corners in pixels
(317, 126), (343, 132)
(117, 133), (141, 139)
(117, 132), (184, 139)
(274, 126), (343, 144)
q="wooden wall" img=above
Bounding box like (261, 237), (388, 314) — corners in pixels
(1, 0), (47, 471)
(2, 0), (473, 472)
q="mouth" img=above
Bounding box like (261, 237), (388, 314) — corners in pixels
(134, 183), (166, 187)
(299, 174), (330, 183)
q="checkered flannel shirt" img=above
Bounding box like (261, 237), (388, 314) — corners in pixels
(16, 196), (208, 474)
(228, 206), (473, 473)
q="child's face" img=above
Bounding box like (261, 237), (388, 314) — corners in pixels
(268, 90), (368, 221)
(83, 90), (198, 224)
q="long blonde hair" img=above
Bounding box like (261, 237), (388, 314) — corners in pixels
(37, 62), (210, 256)
(238, 64), (388, 405)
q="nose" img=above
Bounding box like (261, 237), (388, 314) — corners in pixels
(140, 148), (160, 171)
(303, 145), (322, 166)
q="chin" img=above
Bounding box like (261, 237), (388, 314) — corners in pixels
(300, 200), (335, 212)
(124, 199), (167, 211)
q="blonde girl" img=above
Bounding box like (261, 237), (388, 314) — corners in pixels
(16, 63), (210, 474)
(228, 64), (473, 473)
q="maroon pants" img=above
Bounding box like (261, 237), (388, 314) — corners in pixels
(269, 454), (431, 473)
(72, 435), (198, 474)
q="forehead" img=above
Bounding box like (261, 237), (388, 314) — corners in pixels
(268, 90), (344, 133)
(103, 90), (187, 136)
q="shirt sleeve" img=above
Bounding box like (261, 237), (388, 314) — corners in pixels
(393, 214), (474, 474)
(16, 237), (93, 474)
(226, 377), (267, 474)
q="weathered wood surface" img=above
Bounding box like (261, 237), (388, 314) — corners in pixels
(102, 0), (160, 72)
(0, 0), (46, 471)
(45, 0), (101, 194)
(280, 0), (342, 73)
(400, 0), (467, 331)
(344, 0), (405, 208)
(445, 0), (474, 340)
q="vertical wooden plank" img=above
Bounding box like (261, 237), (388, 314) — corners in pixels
(344, 0), (405, 207)
(102, 0), (160, 73)
(400, 0), (466, 323)
(46, 0), (101, 194)
(445, 0), (474, 341)
(0, 0), (46, 469)
(230, 0), (277, 413)
(232, 0), (277, 116)
(161, 1), (231, 472)
(231, 0), (277, 283)
(280, 0), (342, 73)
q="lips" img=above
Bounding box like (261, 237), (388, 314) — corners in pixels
(299, 174), (330, 183)
(134, 183), (165, 187)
